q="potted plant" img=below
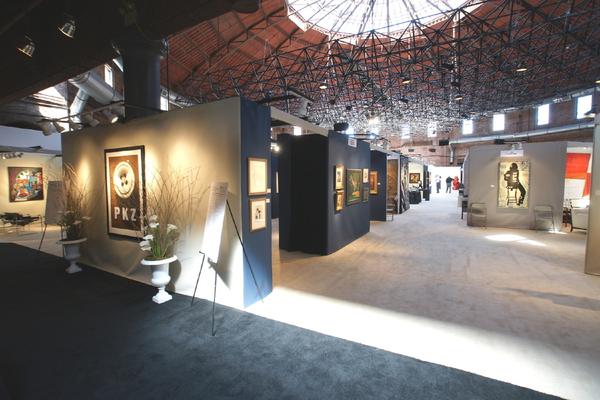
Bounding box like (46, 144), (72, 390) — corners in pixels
(139, 167), (200, 304)
(56, 164), (91, 274)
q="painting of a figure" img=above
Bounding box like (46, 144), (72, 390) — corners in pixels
(498, 160), (529, 208)
(8, 167), (44, 202)
(346, 169), (362, 205)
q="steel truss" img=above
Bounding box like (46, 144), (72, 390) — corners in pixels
(170, 0), (600, 136)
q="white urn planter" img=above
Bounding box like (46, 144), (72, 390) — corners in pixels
(58, 238), (87, 274)
(141, 255), (177, 304)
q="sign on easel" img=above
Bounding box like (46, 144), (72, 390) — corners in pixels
(201, 182), (228, 263)
(44, 181), (63, 225)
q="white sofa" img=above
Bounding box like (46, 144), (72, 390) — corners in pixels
(571, 207), (589, 231)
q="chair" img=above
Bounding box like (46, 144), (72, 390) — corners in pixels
(533, 205), (555, 231)
(571, 207), (589, 231)
(468, 203), (487, 228)
(506, 187), (518, 206)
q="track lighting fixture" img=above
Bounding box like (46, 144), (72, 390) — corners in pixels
(17, 36), (35, 57)
(58, 15), (76, 38)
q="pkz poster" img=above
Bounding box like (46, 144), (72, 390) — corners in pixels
(104, 146), (145, 238)
(498, 160), (529, 208)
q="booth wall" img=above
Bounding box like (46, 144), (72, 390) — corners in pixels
(61, 97), (272, 308)
(370, 150), (387, 221)
(387, 154), (400, 213)
(467, 142), (567, 229)
(270, 152), (279, 219)
(0, 153), (62, 217)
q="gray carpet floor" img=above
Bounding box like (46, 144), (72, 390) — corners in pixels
(0, 243), (561, 400)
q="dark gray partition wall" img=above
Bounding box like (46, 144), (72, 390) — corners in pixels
(399, 155), (411, 213)
(270, 152), (279, 219)
(279, 132), (370, 255)
(370, 150), (387, 221)
(61, 97), (272, 308)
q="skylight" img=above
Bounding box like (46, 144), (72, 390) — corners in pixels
(287, 0), (470, 37)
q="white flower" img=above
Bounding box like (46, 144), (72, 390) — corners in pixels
(143, 234), (154, 240)
(167, 224), (177, 233)
(139, 240), (150, 247)
(149, 222), (159, 228)
(149, 215), (158, 223)
(140, 246), (151, 251)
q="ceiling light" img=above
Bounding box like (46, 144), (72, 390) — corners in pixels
(595, 79), (600, 85)
(515, 65), (528, 72)
(58, 15), (76, 38)
(17, 36), (35, 57)
(319, 83), (328, 90)
(454, 94), (463, 101)
(401, 77), (411, 84)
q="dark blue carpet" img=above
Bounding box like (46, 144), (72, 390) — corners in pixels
(0, 243), (561, 400)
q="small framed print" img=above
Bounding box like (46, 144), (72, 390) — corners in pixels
(362, 187), (369, 202)
(335, 190), (344, 212)
(369, 171), (378, 194)
(362, 168), (369, 183)
(248, 157), (268, 196)
(249, 197), (267, 232)
(409, 172), (420, 184)
(335, 164), (344, 190)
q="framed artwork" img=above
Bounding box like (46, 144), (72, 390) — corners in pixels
(409, 172), (420, 184)
(8, 167), (44, 202)
(498, 160), (530, 208)
(346, 169), (362, 205)
(249, 197), (267, 232)
(335, 190), (344, 212)
(362, 187), (369, 202)
(335, 164), (344, 190)
(369, 171), (378, 194)
(362, 168), (369, 183)
(105, 146), (145, 238)
(248, 157), (268, 196)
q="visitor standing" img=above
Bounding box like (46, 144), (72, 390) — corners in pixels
(445, 176), (452, 193)
(435, 175), (441, 193)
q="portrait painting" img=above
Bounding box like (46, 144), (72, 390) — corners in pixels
(498, 160), (530, 208)
(105, 146), (145, 238)
(8, 167), (44, 202)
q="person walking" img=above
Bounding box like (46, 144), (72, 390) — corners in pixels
(445, 176), (452, 193)
(435, 175), (441, 193)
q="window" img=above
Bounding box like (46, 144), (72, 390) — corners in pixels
(576, 95), (592, 119)
(104, 65), (113, 87)
(160, 95), (169, 111)
(462, 119), (473, 135)
(293, 126), (302, 136)
(492, 113), (505, 131)
(427, 121), (437, 137)
(536, 104), (550, 126)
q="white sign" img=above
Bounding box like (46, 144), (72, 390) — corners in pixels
(500, 149), (524, 157)
(348, 137), (357, 147)
(201, 182), (228, 263)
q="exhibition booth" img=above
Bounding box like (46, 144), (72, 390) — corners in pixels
(61, 97), (272, 308)
(464, 141), (592, 230)
(386, 152), (410, 214)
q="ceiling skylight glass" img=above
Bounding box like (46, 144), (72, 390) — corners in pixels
(287, 0), (470, 37)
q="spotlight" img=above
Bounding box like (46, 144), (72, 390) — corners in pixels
(38, 119), (57, 136)
(52, 121), (66, 133)
(454, 94), (464, 101)
(515, 65), (528, 72)
(319, 82), (328, 90)
(58, 15), (76, 38)
(17, 36), (35, 57)
(595, 79), (600, 85)
(401, 77), (411, 84)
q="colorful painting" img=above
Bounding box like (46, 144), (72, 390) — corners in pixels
(8, 167), (44, 202)
(409, 172), (420, 184)
(369, 171), (378, 194)
(249, 197), (267, 231)
(498, 160), (530, 208)
(105, 146), (145, 238)
(335, 164), (344, 190)
(335, 190), (344, 212)
(248, 157), (268, 195)
(346, 169), (362, 205)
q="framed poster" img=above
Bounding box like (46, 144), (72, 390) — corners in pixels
(105, 146), (145, 238)
(369, 171), (378, 194)
(362, 168), (369, 183)
(409, 172), (420, 184)
(248, 157), (268, 196)
(362, 187), (369, 202)
(335, 190), (344, 212)
(346, 169), (362, 205)
(249, 197), (267, 232)
(8, 167), (44, 202)
(335, 164), (344, 190)
(498, 160), (530, 208)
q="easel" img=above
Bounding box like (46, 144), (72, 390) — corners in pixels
(37, 181), (63, 261)
(191, 199), (264, 337)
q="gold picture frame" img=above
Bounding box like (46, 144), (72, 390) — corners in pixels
(249, 197), (267, 232)
(335, 190), (344, 212)
(248, 157), (268, 196)
(335, 164), (344, 190)
(369, 171), (378, 194)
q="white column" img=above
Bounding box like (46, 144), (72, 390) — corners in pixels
(585, 114), (600, 275)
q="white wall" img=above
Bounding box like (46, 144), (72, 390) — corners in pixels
(0, 125), (61, 151)
(0, 153), (62, 217)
